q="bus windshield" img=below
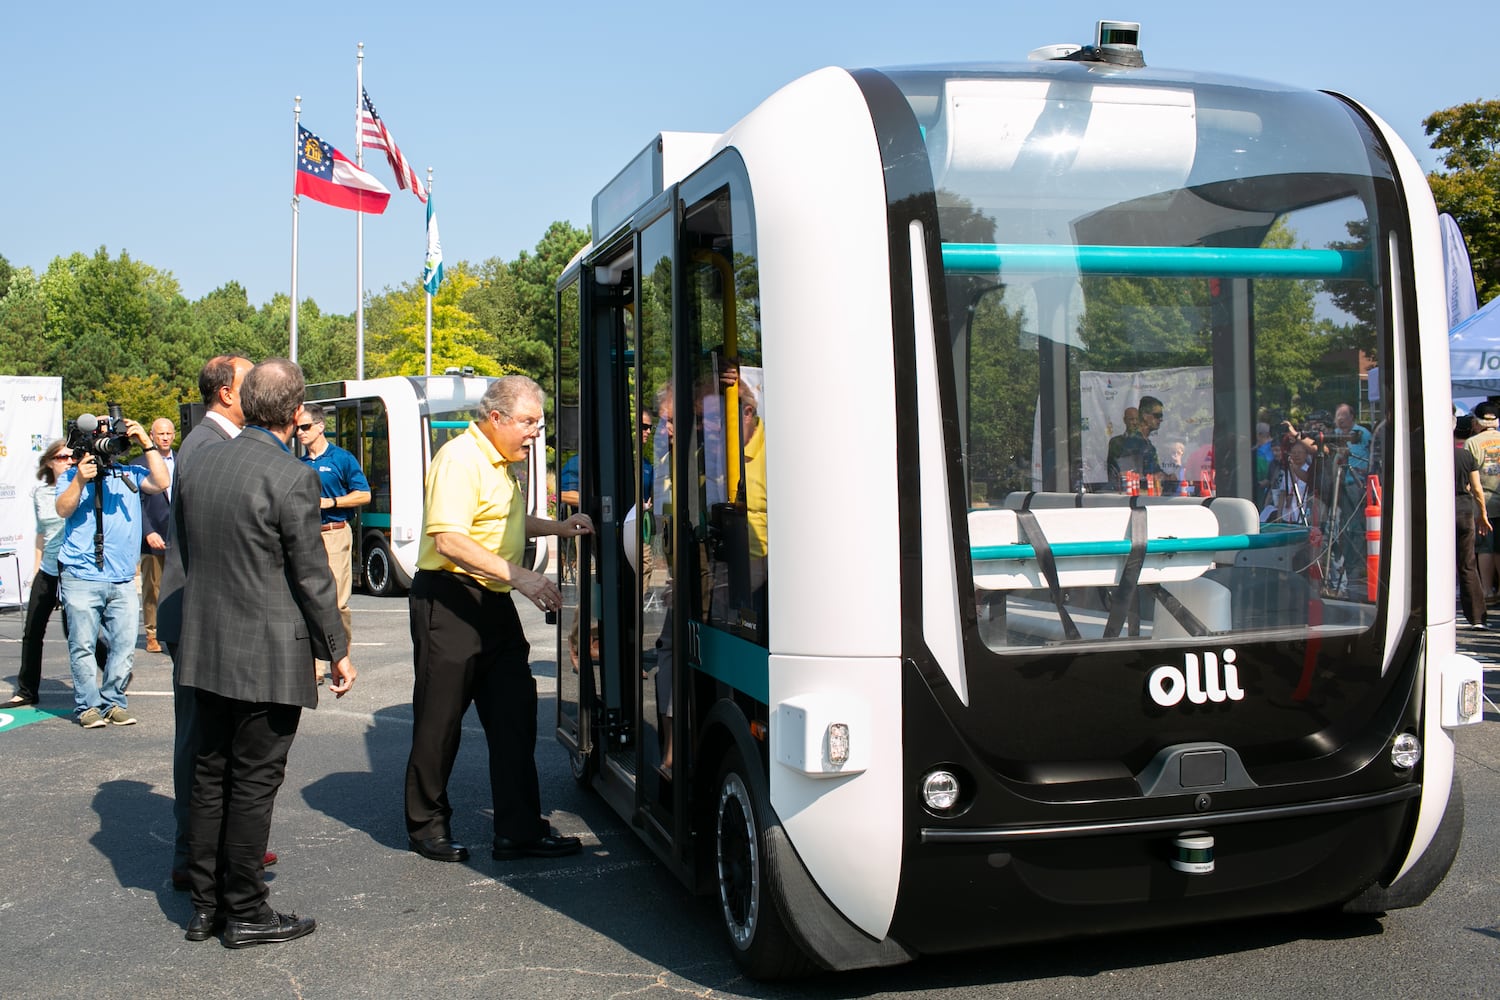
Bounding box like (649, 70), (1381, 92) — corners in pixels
(891, 65), (1397, 651)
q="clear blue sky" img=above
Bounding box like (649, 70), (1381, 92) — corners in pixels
(2, 1), (1495, 315)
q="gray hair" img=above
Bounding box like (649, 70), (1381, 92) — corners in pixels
(241, 358), (305, 428)
(478, 375), (544, 420)
(301, 401), (325, 424)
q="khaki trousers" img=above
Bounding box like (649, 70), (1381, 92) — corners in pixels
(140, 553), (164, 639)
(317, 524), (353, 673)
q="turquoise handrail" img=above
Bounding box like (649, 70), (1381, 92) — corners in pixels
(430, 420), (470, 429)
(972, 528), (1309, 563)
(941, 243), (1370, 280)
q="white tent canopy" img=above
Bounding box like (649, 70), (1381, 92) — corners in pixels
(1450, 295), (1500, 396)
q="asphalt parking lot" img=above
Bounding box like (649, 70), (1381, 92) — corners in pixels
(1, 594), (1498, 1000)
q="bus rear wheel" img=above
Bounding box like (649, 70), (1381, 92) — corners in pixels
(713, 749), (813, 979)
(362, 534), (402, 597)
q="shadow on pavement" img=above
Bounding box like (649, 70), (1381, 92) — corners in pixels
(89, 779), (187, 924)
(301, 704), (414, 852)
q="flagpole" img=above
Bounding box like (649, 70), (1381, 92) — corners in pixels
(355, 42), (366, 380)
(290, 95), (301, 362)
(425, 167), (434, 377)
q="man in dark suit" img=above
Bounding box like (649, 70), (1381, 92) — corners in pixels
(175, 358), (355, 948)
(157, 356), (270, 890)
(137, 417), (176, 653)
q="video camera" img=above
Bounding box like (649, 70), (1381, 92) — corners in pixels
(1297, 411), (1357, 449)
(67, 403), (134, 466)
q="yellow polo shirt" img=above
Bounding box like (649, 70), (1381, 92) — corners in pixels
(416, 421), (525, 592)
(744, 420), (768, 558)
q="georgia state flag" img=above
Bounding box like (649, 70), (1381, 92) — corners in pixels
(295, 125), (391, 214)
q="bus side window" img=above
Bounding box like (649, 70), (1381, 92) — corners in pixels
(683, 184), (766, 646)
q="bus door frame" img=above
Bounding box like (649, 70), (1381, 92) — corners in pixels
(569, 229), (638, 825)
(569, 191), (695, 880)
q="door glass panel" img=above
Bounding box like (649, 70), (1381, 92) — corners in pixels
(556, 277), (585, 743)
(638, 216), (675, 794)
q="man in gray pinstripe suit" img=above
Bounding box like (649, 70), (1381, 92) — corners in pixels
(175, 358), (356, 948)
(159, 354), (264, 891)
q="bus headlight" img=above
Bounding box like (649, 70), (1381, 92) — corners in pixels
(1391, 733), (1421, 770)
(921, 769), (961, 812)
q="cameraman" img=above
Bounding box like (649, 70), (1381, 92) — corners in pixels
(55, 416), (170, 729)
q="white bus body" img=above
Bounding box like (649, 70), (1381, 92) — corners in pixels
(307, 374), (548, 595)
(553, 25), (1486, 978)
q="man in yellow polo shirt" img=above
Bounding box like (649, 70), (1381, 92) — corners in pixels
(404, 375), (594, 863)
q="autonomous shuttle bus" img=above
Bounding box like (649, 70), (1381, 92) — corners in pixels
(305, 374), (547, 596)
(552, 21), (1487, 977)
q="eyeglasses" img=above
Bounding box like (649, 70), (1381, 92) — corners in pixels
(496, 412), (542, 431)
(297, 423), (315, 432)
(51, 455), (73, 463)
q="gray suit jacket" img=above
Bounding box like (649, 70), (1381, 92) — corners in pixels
(156, 418), (231, 645)
(176, 426), (348, 709)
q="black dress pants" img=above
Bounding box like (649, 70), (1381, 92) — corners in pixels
(404, 570), (546, 843)
(1457, 497), (1486, 626)
(15, 570), (66, 703)
(186, 689), (300, 921)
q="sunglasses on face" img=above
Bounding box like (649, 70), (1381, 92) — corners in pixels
(297, 423), (315, 432)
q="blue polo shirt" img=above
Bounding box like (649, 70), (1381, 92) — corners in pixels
(57, 463), (152, 583)
(303, 442), (370, 525)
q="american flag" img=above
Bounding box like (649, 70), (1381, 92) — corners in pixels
(360, 88), (426, 204)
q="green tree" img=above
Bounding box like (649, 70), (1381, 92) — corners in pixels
(464, 258), (551, 377)
(0, 265), (46, 375)
(32, 247), (204, 415)
(296, 300), (357, 383)
(368, 265), (498, 376)
(1425, 99), (1500, 303)
(70, 373), (183, 434)
(465, 221), (591, 387)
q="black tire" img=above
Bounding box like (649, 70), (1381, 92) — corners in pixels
(1345, 772), (1465, 913)
(362, 534), (402, 598)
(714, 748), (815, 979)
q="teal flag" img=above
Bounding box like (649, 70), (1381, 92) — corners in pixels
(423, 196), (444, 296)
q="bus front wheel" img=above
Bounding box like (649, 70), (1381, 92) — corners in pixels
(714, 749), (813, 979)
(362, 535), (402, 598)
(1344, 772), (1465, 913)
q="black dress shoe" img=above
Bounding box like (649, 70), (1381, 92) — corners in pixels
(184, 910), (224, 942)
(409, 836), (469, 862)
(492, 831), (583, 860)
(221, 911), (316, 949)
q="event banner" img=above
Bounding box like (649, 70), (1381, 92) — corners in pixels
(1078, 367), (1213, 488)
(0, 377), (64, 607)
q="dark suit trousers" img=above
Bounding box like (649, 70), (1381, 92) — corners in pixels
(186, 689), (301, 922)
(405, 570), (546, 843)
(166, 642), (200, 870)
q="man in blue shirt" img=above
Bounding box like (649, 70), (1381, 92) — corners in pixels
(295, 403), (370, 681)
(56, 415), (171, 728)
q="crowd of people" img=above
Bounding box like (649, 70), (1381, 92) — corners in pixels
(1101, 394), (1379, 599)
(4, 358), (593, 950)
